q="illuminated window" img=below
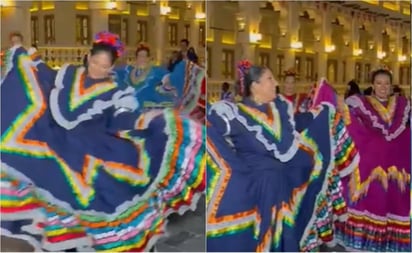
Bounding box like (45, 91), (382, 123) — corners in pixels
(259, 53), (270, 68)
(31, 16), (39, 45)
(184, 24), (190, 40)
(222, 49), (234, 79)
(306, 58), (314, 81)
(199, 22), (205, 46)
(137, 20), (148, 43)
(75, 15), (90, 45)
(295, 57), (301, 80)
(168, 23), (178, 46)
(277, 55), (284, 79)
(108, 14), (121, 36)
(402, 36), (409, 55)
(44, 15), (55, 44)
(364, 63), (371, 83)
(121, 18), (128, 44)
(355, 62), (362, 83)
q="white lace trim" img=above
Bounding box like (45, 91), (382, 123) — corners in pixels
(49, 64), (138, 130)
(209, 98), (301, 162)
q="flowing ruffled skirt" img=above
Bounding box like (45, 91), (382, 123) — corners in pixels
(0, 48), (205, 252)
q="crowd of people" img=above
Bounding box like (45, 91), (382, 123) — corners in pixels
(210, 61), (410, 252)
(0, 31), (206, 252)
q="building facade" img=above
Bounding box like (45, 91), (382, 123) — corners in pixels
(1, 0), (206, 67)
(207, 0), (411, 102)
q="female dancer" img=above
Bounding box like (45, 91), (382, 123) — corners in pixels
(281, 68), (308, 113)
(0, 32), (205, 252)
(114, 43), (177, 110)
(206, 60), (357, 251)
(115, 44), (205, 122)
(335, 68), (411, 252)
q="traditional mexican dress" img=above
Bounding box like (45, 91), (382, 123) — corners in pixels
(206, 90), (358, 251)
(114, 64), (176, 109)
(0, 46), (205, 252)
(335, 94), (411, 252)
(283, 93), (308, 114)
(169, 60), (206, 123)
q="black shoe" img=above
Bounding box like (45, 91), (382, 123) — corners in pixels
(64, 248), (77, 252)
(149, 246), (156, 252)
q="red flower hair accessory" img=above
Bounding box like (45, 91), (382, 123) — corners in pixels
(236, 59), (252, 96)
(94, 31), (125, 57)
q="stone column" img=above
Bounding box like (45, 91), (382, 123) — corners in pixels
(372, 16), (385, 70)
(54, 1), (76, 46)
(0, 1), (31, 47)
(237, 1), (261, 62)
(316, 3), (331, 80)
(391, 22), (402, 84)
(211, 30), (223, 80)
(89, 1), (109, 37)
(345, 12), (360, 81)
(128, 4), (138, 46)
(188, 1), (202, 49)
(149, 1), (167, 65)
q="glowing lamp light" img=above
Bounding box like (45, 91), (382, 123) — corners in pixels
(325, 44), (336, 53)
(290, 41), (303, 49)
(398, 55), (407, 62)
(353, 49), (363, 56)
(377, 51), (387, 59)
(107, 1), (116, 9)
(195, 12), (206, 19)
(249, 32), (262, 43)
(160, 6), (171, 15)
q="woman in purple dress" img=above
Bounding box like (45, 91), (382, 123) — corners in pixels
(335, 68), (411, 251)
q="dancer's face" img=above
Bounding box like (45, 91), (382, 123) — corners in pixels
(283, 75), (296, 95)
(136, 50), (149, 68)
(251, 69), (278, 103)
(87, 52), (113, 79)
(373, 74), (391, 100)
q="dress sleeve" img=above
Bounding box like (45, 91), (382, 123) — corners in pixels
(28, 48), (57, 91)
(207, 101), (238, 137)
(294, 112), (314, 133)
(49, 64), (139, 130)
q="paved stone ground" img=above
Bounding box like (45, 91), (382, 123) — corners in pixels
(156, 195), (205, 252)
(0, 196), (206, 252)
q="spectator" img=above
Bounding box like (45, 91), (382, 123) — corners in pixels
(180, 39), (189, 59)
(364, 86), (373, 96)
(187, 47), (198, 64)
(167, 50), (183, 72)
(9, 32), (23, 48)
(220, 82), (234, 102)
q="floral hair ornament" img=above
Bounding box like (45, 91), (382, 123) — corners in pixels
(283, 68), (298, 77)
(94, 31), (125, 57)
(236, 59), (252, 96)
(371, 65), (393, 75)
(136, 42), (150, 52)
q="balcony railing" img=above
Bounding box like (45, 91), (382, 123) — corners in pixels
(1, 46), (205, 70)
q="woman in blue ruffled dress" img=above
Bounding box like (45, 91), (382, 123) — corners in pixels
(114, 44), (205, 123)
(0, 32), (205, 252)
(206, 60), (358, 252)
